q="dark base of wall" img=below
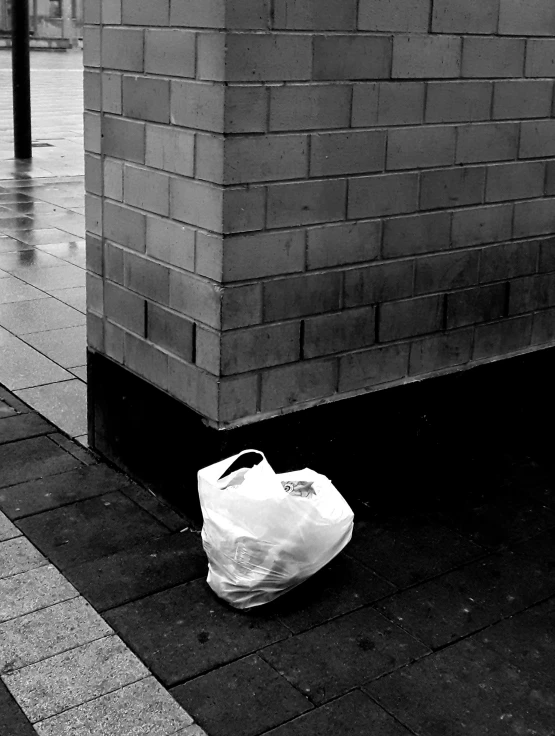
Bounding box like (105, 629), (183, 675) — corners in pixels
(88, 349), (555, 525)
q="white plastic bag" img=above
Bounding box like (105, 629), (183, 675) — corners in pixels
(198, 450), (354, 609)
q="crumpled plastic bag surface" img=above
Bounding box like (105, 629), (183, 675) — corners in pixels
(198, 450), (354, 609)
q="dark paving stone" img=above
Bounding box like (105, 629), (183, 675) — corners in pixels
(365, 637), (555, 736)
(438, 498), (555, 549)
(267, 553), (396, 634)
(347, 514), (483, 588)
(64, 531), (207, 611)
(264, 690), (413, 736)
(16, 491), (169, 568)
(375, 549), (555, 650)
(171, 655), (312, 736)
(261, 607), (429, 705)
(497, 459), (555, 509)
(0, 679), (36, 736)
(120, 482), (187, 532)
(0, 412), (54, 444)
(104, 578), (291, 687)
(0, 399), (17, 418)
(0, 464), (131, 519)
(475, 597), (555, 686)
(48, 432), (99, 466)
(0, 388), (32, 414)
(511, 526), (555, 564)
(0, 436), (81, 489)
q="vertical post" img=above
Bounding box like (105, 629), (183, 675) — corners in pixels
(61, 0), (72, 45)
(32, 0), (38, 36)
(11, 0), (32, 160)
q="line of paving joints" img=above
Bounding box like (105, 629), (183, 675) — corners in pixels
(0, 630), (113, 676)
(0, 535), (200, 734)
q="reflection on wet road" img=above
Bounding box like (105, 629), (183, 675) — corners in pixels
(0, 50), (87, 442)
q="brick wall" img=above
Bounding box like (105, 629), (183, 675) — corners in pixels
(85, 0), (555, 428)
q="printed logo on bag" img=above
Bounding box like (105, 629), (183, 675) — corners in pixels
(281, 481), (317, 498)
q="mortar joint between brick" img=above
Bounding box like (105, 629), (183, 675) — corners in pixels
(255, 371), (262, 413)
(427, 0), (434, 34)
(503, 281), (511, 318)
(441, 293), (448, 330)
(264, 85), (271, 133)
(534, 239), (541, 273)
(299, 319), (305, 360)
(348, 82), (355, 128)
(516, 120), (523, 162)
(262, 184), (269, 230)
(374, 302), (380, 344)
(191, 323), (197, 365)
(331, 356), (340, 395)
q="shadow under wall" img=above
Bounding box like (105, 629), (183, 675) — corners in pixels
(88, 347), (555, 526)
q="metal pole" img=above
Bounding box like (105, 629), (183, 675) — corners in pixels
(12, 0), (32, 159)
(32, 0), (38, 36)
(61, 0), (72, 45)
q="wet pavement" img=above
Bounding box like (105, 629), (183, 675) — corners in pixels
(0, 50), (87, 443)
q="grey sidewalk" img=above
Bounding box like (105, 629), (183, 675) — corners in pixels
(0, 50), (88, 441)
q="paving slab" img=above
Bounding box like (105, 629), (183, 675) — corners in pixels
(0, 597), (111, 673)
(16, 379), (87, 437)
(64, 531), (207, 612)
(261, 607), (429, 705)
(268, 552), (396, 635)
(0, 397), (17, 417)
(16, 491), (169, 569)
(0, 328), (73, 390)
(0, 510), (21, 541)
(511, 526), (555, 563)
(0, 386), (32, 413)
(0, 412), (55, 444)
(264, 690), (413, 736)
(3, 635), (149, 723)
(375, 548), (555, 650)
(347, 514), (484, 587)
(47, 431), (98, 465)
(33, 677), (193, 736)
(171, 655), (312, 736)
(120, 482), (187, 532)
(8, 228), (80, 248)
(0, 536), (47, 579)
(35, 241), (86, 268)
(0, 680), (36, 736)
(105, 578), (291, 687)
(48, 286), (87, 312)
(365, 637), (555, 736)
(13, 264), (86, 292)
(21, 325), (86, 369)
(0, 464), (127, 519)
(0, 565), (78, 623)
(0, 275), (50, 304)
(475, 597), (555, 686)
(0, 297), (84, 334)
(0, 435), (81, 488)
(439, 498), (555, 549)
